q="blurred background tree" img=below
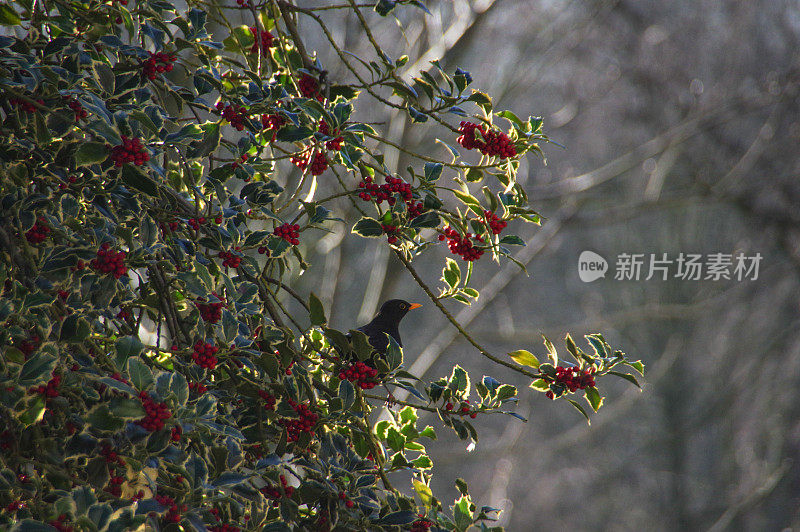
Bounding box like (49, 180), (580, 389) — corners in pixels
(292, 1), (800, 530)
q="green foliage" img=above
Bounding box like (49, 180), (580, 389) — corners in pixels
(0, 0), (644, 530)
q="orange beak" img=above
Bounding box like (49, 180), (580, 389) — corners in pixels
(408, 303), (422, 310)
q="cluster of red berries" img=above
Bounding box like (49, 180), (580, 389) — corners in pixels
(545, 366), (596, 399)
(257, 389), (276, 410)
(117, 308), (131, 321)
(217, 248), (242, 268)
(316, 511), (330, 530)
(338, 491), (355, 509)
(56, 290), (71, 302)
(64, 96), (88, 121)
(208, 507), (222, 522)
(298, 73), (322, 101)
(17, 335), (40, 359)
(154, 494), (186, 524)
(100, 444), (127, 497)
(444, 399), (478, 419)
(100, 443), (125, 468)
(457, 121), (517, 159)
(357, 175), (412, 206)
(171, 424), (182, 442)
(48, 514), (73, 532)
(411, 517), (433, 532)
(71, 260), (86, 272)
(234, 0), (250, 6)
(33, 373), (61, 398)
(357, 176), (426, 220)
(136, 391), (171, 432)
(63, 174), (82, 186)
(231, 153), (248, 170)
(216, 102), (248, 131)
(197, 294), (224, 323)
(257, 245), (271, 255)
(260, 474), (295, 506)
(90, 243), (128, 278)
(260, 113), (285, 139)
(482, 209), (507, 235)
(25, 217), (50, 243)
(9, 97), (44, 113)
(188, 216), (221, 230)
(439, 226), (484, 261)
(407, 200), (425, 219)
(161, 220), (179, 233)
(279, 399), (318, 442)
(110, 136), (150, 167)
(249, 27), (274, 54)
(105, 473), (125, 497)
(142, 51), (176, 80)
(5, 500), (25, 513)
(189, 381), (208, 394)
(291, 151), (328, 175)
(111, 372), (130, 385)
(192, 341), (219, 370)
(381, 224), (399, 245)
(319, 120), (344, 151)
(274, 223), (300, 245)
(339, 361), (379, 390)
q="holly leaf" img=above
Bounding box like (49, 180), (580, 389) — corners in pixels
(352, 217), (384, 237)
(568, 399), (591, 425)
(127, 356), (154, 391)
(74, 142), (109, 166)
(508, 349), (539, 368)
(121, 164), (158, 196)
(18, 352), (58, 386)
(308, 292), (326, 326)
(584, 386), (604, 412)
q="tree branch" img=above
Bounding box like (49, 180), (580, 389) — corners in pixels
(392, 248), (538, 379)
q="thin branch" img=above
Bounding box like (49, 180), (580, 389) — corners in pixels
(276, 0), (314, 70)
(392, 249), (538, 379)
(263, 276), (310, 311)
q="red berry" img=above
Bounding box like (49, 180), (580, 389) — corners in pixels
(274, 223), (300, 245)
(249, 27), (274, 54)
(298, 73), (322, 101)
(457, 121), (517, 159)
(141, 51), (177, 81)
(217, 102), (249, 131)
(110, 136), (149, 167)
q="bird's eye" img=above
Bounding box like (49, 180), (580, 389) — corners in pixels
(400, 304), (406, 309)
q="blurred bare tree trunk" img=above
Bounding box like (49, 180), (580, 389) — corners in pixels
(289, 1), (800, 529)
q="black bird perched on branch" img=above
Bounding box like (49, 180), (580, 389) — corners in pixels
(355, 299), (421, 354)
(349, 299), (421, 406)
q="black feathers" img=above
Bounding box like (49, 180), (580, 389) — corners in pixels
(355, 299), (421, 354)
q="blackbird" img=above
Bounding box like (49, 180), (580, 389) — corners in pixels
(355, 299), (421, 354)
